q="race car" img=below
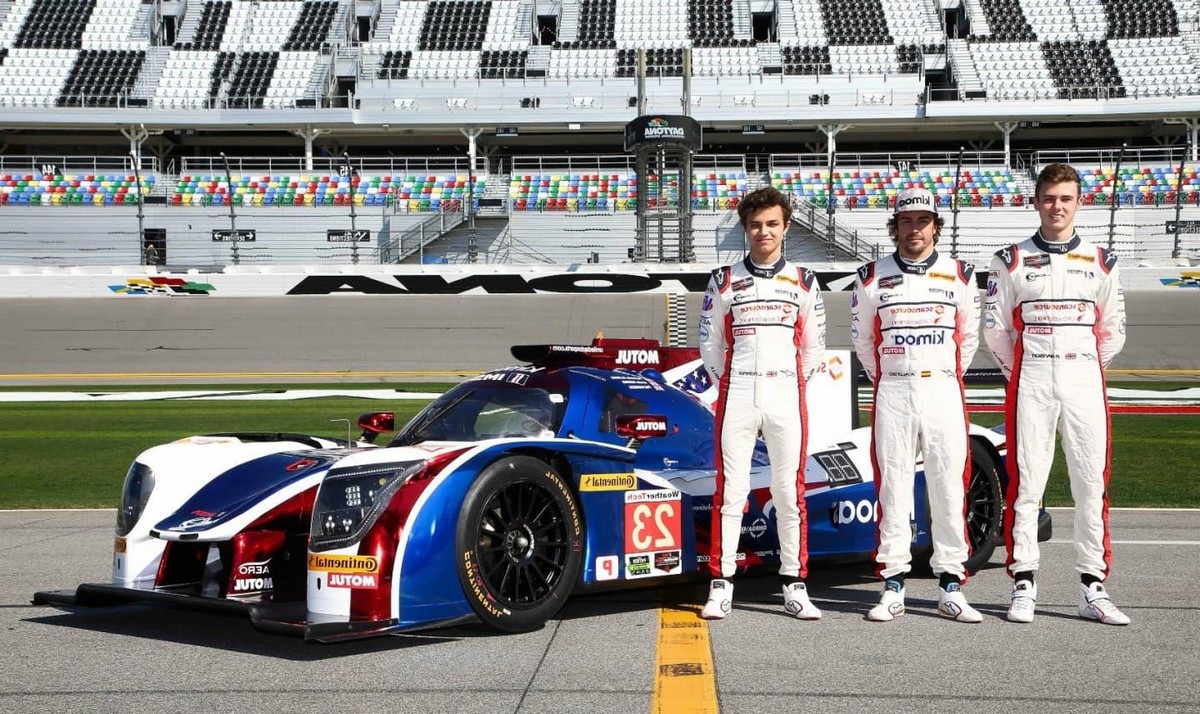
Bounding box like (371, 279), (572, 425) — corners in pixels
(35, 337), (1048, 641)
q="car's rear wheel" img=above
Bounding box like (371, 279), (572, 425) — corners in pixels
(455, 455), (583, 633)
(963, 439), (1003, 574)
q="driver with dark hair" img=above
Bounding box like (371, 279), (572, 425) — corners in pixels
(699, 186), (826, 621)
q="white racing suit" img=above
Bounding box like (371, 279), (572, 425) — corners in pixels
(850, 251), (980, 581)
(699, 256), (826, 579)
(983, 232), (1126, 581)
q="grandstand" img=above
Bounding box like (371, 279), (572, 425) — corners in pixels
(1, 0), (1200, 269)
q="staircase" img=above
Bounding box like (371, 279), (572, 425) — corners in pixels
(773, 0), (796, 40)
(1183, 29), (1200, 70)
(478, 174), (511, 217)
(173, 3), (204, 47)
(733, 0), (755, 40)
(373, 0), (399, 43)
(525, 44), (551, 75)
(947, 38), (985, 97)
(920, 0), (943, 35)
(130, 1), (155, 42)
(961, 0), (991, 36)
(131, 46), (171, 98)
(557, 0), (579, 43)
(757, 42), (782, 72)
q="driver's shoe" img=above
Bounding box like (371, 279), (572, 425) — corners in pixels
(700, 578), (733, 620)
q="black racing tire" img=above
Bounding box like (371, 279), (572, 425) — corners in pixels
(455, 455), (583, 633)
(962, 438), (1004, 574)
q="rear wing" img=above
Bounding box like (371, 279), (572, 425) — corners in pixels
(512, 338), (855, 450)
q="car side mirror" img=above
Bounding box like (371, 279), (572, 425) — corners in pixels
(615, 414), (668, 448)
(357, 412), (395, 444)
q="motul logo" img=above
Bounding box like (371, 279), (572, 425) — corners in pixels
(328, 572), (379, 589)
(634, 420), (667, 432)
(232, 577), (274, 592)
(616, 349), (660, 365)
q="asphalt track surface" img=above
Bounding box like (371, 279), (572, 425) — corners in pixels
(0, 291), (1197, 383)
(5, 508), (1199, 714)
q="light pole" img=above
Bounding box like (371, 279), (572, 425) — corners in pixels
(1107, 143), (1126, 252)
(130, 150), (146, 265)
(219, 151), (240, 265)
(1173, 137), (1189, 260)
(950, 146), (964, 258)
(343, 151), (359, 265)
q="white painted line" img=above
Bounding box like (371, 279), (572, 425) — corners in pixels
(0, 389), (443, 402)
(1049, 539), (1200, 545)
(1046, 506), (1200, 512)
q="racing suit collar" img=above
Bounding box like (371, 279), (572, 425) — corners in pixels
(742, 254), (787, 278)
(1033, 231), (1080, 254)
(891, 249), (939, 275)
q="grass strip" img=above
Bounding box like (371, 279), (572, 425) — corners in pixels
(2, 384), (1195, 509)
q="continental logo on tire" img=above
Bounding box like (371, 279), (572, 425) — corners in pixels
(580, 473), (636, 491)
(462, 550), (507, 619)
(547, 470), (583, 538)
(307, 554), (379, 573)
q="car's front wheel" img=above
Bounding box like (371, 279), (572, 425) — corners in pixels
(455, 456), (583, 633)
(963, 439), (1003, 574)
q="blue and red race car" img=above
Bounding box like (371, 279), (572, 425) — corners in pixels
(36, 337), (1046, 641)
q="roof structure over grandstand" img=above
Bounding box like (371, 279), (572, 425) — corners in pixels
(0, 0), (1198, 155)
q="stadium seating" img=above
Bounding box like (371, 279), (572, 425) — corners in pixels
(0, 172), (155, 206)
(168, 173), (486, 209)
(0, 0), (1195, 110)
(1078, 166), (1200, 205)
(505, 170), (747, 211)
(771, 167), (1023, 208)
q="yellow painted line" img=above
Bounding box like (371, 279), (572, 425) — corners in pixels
(0, 370), (474, 380)
(651, 602), (719, 714)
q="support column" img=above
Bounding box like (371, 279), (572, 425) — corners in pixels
(121, 124), (150, 163)
(995, 121), (1018, 170)
(818, 123), (852, 167)
(293, 124), (325, 171)
(1162, 117), (1199, 162)
(461, 127), (484, 262)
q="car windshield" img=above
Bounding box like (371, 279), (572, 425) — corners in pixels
(391, 382), (562, 446)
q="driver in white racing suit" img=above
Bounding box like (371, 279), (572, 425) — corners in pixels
(698, 187), (826, 621)
(851, 187), (983, 624)
(984, 162), (1129, 625)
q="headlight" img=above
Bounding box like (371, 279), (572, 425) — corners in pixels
(309, 461), (425, 551)
(116, 462), (155, 537)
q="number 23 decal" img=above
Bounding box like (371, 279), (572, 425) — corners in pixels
(624, 491), (682, 555)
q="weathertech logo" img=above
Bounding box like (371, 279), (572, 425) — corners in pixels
(109, 277), (215, 295)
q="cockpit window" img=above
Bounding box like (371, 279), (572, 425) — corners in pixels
(597, 389), (648, 434)
(391, 381), (563, 446)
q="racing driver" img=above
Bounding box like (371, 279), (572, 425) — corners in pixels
(851, 187), (983, 623)
(698, 186), (826, 621)
(984, 162), (1129, 625)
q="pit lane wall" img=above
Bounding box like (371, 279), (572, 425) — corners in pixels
(0, 264), (1196, 297)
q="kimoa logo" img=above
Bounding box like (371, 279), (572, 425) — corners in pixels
(616, 349), (660, 364)
(892, 332), (945, 346)
(897, 194), (933, 209)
